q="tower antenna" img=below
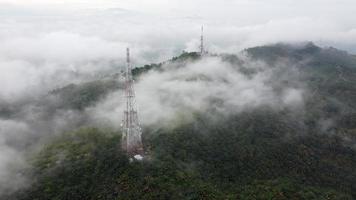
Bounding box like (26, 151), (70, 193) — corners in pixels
(122, 48), (144, 157)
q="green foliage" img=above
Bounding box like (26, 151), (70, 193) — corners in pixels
(132, 51), (201, 78)
(148, 110), (356, 198)
(239, 179), (352, 200)
(13, 111), (355, 200)
(132, 63), (163, 78)
(8, 45), (356, 199)
(245, 42), (322, 65)
(0, 105), (13, 118)
(12, 128), (227, 200)
(14, 128), (127, 200)
(170, 52), (201, 62)
(50, 80), (120, 110)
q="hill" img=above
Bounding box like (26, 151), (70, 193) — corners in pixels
(4, 43), (356, 200)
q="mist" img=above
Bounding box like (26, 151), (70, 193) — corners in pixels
(1, 0), (356, 197)
(0, 50), (307, 195)
(89, 54), (305, 128)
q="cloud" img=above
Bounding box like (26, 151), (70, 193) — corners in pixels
(91, 56), (305, 127)
(0, 119), (30, 195)
(0, 31), (132, 101)
(0, 0), (354, 196)
(1, 32), (124, 63)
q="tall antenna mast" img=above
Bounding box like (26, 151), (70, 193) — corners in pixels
(200, 25), (204, 55)
(122, 48), (144, 157)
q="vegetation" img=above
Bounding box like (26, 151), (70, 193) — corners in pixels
(5, 43), (356, 199)
(50, 79), (120, 110)
(170, 51), (201, 62)
(132, 63), (163, 77)
(10, 111), (355, 199)
(132, 52), (201, 78)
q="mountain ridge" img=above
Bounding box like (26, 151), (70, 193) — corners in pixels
(3, 42), (356, 200)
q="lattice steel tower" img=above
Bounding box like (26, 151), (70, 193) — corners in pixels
(122, 48), (144, 156)
(200, 26), (205, 55)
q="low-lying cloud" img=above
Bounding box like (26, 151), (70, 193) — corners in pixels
(91, 56), (305, 127)
(0, 0), (354, 196)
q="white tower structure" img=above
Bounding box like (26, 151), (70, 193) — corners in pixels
(122, 48), (144, 156)
(200, 26), (205, 55)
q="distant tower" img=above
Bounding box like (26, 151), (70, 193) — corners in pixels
(200, 25), (205, 55)
(122, 48), (144, 156)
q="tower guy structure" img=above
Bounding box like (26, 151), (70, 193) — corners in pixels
(122, 48), (144, 156)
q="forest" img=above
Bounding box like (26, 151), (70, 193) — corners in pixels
(3, 43), (356, 200)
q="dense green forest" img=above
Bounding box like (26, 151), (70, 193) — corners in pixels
(4, 43), (356, 200)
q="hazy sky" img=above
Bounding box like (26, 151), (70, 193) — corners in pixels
(0, 0), (355, 100)
(2, 0), (355, 21)
(1, 0), (356, 55)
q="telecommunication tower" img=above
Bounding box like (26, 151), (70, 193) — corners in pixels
(121, 48), (144, 156)
(200, 26), (205, 55)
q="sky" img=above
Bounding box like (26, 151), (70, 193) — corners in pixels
(1, 0), (356, 56)
(0, 0), (355, 106)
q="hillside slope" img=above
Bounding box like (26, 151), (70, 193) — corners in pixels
(4, 43), (356, 200)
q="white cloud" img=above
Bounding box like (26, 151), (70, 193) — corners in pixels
(91, 56), (305, 127)
(0, 0), (353, 195)
(1, 0), (356, 54)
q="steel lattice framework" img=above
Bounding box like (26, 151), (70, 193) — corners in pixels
(121, 48), (144, 156)
(200, 26), (205, 55)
